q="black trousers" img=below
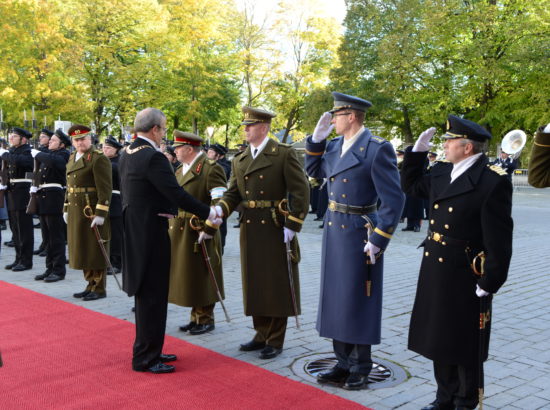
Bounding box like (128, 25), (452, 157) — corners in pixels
(219, 218), (227, 253)
(132, 243), (171, 370)
(333, 339), (373, 375)
(10, 210), (34, 267)
(42, 214), (66, 277)
(433, 361), (479, 409)
(109, 216), (123, 270)
(38, 215), (47, 251)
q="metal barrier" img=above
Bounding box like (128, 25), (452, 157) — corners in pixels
(513, 169), (531, 189)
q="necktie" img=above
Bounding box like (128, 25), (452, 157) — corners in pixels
(253, 148), (258, 158)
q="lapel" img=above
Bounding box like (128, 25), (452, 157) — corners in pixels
(328, 129), (372, 177)
(244, 138), (276, 176)
(66, 149), (91, 174)
(435, 155), (487, 202)
(180, 154), (205, 186)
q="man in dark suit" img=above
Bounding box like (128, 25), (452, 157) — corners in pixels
(401, 115), (513, 410)
(31, 129), (70, 282)
(120, 107), (221, 374)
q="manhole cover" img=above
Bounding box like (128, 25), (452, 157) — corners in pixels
(291, 352), (407, 389)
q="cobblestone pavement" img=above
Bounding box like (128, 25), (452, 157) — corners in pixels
(1, 187), (549, 409)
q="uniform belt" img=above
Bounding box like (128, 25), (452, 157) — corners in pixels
(68, 187), (96, 193)
(112, 190), (121, 195)
(427, 230), (470, 248)
(328, 200), (377, 215)
(10, 178), (32, 184)
(240, 200), (281, 209)
(177, 210), (195, 218)
(39, 183), (63, 189)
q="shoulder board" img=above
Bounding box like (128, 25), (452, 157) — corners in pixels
(488, 164), (508, 176)
(95, 149), (103, 154)
(370, 136), (386, 144)
(207, 159), (217, 165)
(435, 159), (450, 164)
(278, 142), (291, 148)
(234, 151), (244, 157)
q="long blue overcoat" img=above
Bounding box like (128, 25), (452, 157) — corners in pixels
(305, 129), (404, 345)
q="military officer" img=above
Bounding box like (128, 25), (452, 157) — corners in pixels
(64, 125), (112, 301)
(492, 151), (518, 181)
(168, 131), (227, 335)
(31, 129), (71, 282)
(102, 137), (123, 274)
(402, 115), (513, 410)
(528, 123), (550, 188)
(216, 106), (309, 360)
(0, 127), (34, 271)
(305, 93), (404, 390)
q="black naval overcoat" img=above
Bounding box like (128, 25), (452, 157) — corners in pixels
(35, 149), (70, 215)
(402, 150), (513, 365)
(2, 144), (33, 211)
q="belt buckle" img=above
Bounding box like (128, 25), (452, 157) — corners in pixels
(329, 202), (336, 211)
(432, 232), (441, 242)
(69, 187), (74, 193)
(248, 200), (256, 209)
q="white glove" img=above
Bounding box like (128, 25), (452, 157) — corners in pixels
(90, 216), (105, 228)
(215, 205), (223, 218)
(31, 149), (41, 158)
(0, 184), (7, 191)
(0, 148), (8, 156)
(63, 212), (68, 224)
(29, 186), (38, 194)
(544, 123), (550, 133)
(412, 127), (436, 152)
(198, 231), (213, 243)
(312, 112), (335, 143)
(476, 284), (490, 297)
(208, 206), (224, 222)
(363, 241), (381, 265)
(283, 227), (296, 243)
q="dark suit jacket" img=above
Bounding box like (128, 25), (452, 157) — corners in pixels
(119, 137), (210, 296)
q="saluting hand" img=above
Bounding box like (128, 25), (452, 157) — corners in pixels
(412, 127), (436, 152)
(312, 112), (335, 143)
(31, 149), (41, 158)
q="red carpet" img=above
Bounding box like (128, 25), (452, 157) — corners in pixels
(0, 281), (368, 409)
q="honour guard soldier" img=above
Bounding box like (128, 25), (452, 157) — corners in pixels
(168, 131), (227, 335)
(402, 115), (513, 410)
(31, 129), (71, 282)
(102, 137), (123, 274)
(1, 127), (35, 271)
(528, 123), (550, 188)
(34, 128), (54, 257)
(305, 93), (404, 390)
(217, 107), (310, 360)
(64, 125), (112, 301)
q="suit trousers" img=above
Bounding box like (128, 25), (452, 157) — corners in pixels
(434, 360), (479, 409)
(10, 210), (34, 267)
(132, 239), (171, 370)
(252, 316), (288, 349)
(109, 216), (123, 270)
(333, 339), (373, 375)
(42, 214), (66, 277)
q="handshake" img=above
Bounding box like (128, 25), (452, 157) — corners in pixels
(199, 206), (225, 243)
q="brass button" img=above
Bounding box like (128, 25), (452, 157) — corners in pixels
(246, 219), (251, 223)
(444, 224), (449, 229)
(343, 178), (348, 183)
(430, 219), (435, 225)
(434, 204), (439, 209)
(260, 191), (264, 194)
(245, 176), (249, 180)
(328, 222), (332, 226)
(425, 251), (429, 256)
(342, 194), (346, 198)
(261, 220), (265, 224)
(341, 224), (346, 229)
(180, 227), (183, 231)
(330, 177), (335, 182)
(448, 207), (453, 212)
(439, 257), (444, 263)
(259, 175), (264, 179)
(442, 241), (447, 246)
(330, 192), (334, 196)
(245, 190), (249, 195)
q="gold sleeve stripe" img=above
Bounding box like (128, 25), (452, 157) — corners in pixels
(287, 215), (304, 225)
(96, 204), (109, 211)
(534, 142), (550, 147)
(205, 219), (219, 229)
(374, 227), (393, 239)
(305, 149), (324, 156)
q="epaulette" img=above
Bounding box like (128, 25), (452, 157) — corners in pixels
(278, 142), (291, 148)
(435, 159), (450, 164)
(370, 136), (386, 144)
(233, 151), (244, 157)
(95, 149), (103, 154)
(488, 164), (508, 176)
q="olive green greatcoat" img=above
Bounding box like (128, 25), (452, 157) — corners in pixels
(168, 155), (227, 307)
(219, 138), (309, 317)
(64, 147), (112, 269)
(528, 126), (550, 188)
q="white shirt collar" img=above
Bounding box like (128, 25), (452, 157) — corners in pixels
(251, 136), (270, 159)
(450, 153), (482, 183)
(137, 135), (160, 151)
(341, 126), (365, 157)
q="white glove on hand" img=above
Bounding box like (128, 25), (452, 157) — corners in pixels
(0, 148), (8, 156)
(90, 216), (105, 228)
(412, 127), (436, 152)
(283, 227), (296, 243)
(31, 149), (41, 158)
(0, 184), (7, 191)
(476, 284), (490, 297)
(29, 186), (38, 194)
(208, 206), (224, 222)
(63, 212), (68, 224)
(363, 241), (381, 265)
(544, 123), (550, 133)
(198, 231), (213, 243)
(215, 205), (223, 218)
(312, 112), (335, 143)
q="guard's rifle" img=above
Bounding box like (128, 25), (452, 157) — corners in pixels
(25, 158), (40, 215)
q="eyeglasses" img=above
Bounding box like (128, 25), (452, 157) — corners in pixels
(333, 112), (352, 117)
(156, 125), (167, 133)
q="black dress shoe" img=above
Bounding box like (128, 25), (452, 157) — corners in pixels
(259, 345), (282, 360)
(420, 402), (455, 410)
(44, 273), (65, 283)
(33, 249), (42, 255)
(11, 264), (32, 272)
(159, 354), (177, 363)
(39, 250), (47, 257)
(82, 292), (106, 301)
(413, 226), (421, 232)
(5, 262), (18, 270)
(73, 290), (90, 298)
(133, 362), (175, 374)
(179, 322), (197, 332)
(239, 340), (266, 352)
(402, 226), (414, 231)
(35, 271), (51, 280)
(317, 366), (350, 386)
(189, 323), (215, 335)
(4, 240), (15, 247)
(131, 306), (135, 312)
(343, 372), (369, 390)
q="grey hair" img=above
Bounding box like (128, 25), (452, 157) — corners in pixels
(134, 108), (166, 132)
(461, 138), (486, 154)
